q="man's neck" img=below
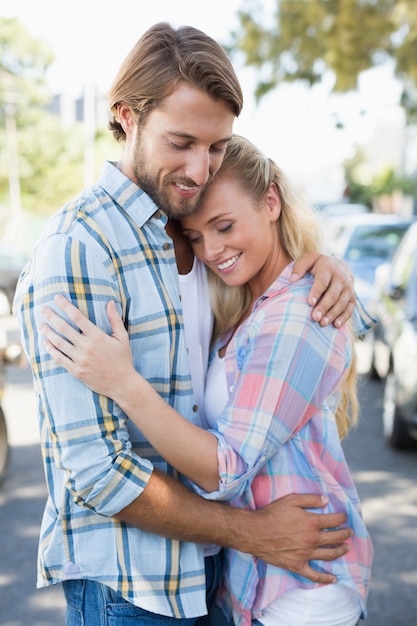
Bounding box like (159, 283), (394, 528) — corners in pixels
(165, 219), (194, 275)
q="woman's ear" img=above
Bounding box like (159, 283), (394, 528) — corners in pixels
(266, 183), (282, 221)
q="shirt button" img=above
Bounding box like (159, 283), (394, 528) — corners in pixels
(154, 211), (161, 219)
(192, 405), (198, 412)
(229, 385), (234, 393)
(163, 242), (170, 250)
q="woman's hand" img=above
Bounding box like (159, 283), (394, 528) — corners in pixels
(41, 296), (220, 491)
(291, 253), (356, 328)
(40, 296), (135, 402)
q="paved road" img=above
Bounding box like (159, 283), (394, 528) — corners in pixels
(343, 366), (417, 624)
(0, 334), (416, 625)
(0, 359), (66, 625)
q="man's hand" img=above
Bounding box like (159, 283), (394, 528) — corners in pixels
(119, 472), (351, 586)
(291, 252), (356, 328)
(242, 494), (352, 584)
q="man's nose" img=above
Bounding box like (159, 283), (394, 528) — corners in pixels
(184, 149), (211, 186)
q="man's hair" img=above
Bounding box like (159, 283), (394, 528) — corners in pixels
(108, 22), (243, 141)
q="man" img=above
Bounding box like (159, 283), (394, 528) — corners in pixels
(14, 22), (358, 625)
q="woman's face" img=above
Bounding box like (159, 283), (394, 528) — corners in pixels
(181, 173), (286, 300)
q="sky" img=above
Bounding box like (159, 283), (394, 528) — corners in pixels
(2, 0), (405, 202)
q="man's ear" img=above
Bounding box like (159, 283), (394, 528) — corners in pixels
(117, 104), (136, 134)
(266, 183), (282, 221)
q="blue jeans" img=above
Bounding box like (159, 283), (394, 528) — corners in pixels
(63, 553), (230, 626)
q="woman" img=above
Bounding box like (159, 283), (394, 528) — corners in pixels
(40, 136), (372, 625)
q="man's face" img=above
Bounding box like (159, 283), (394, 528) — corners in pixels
(127, 84), (235, 219)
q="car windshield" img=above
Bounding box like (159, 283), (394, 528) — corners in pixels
(346, 225), (410, 261)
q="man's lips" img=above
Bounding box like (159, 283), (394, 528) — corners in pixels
(173, 181), (200, 197)
(176, 182), (196, 191)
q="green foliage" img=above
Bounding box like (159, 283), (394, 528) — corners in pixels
(344, 177), (374, 207)
(17, 114), (85, 214)
(344, 151), (417, 205)
(0, 17), (109, 216)
(94, 127), (122, 172)
(0, 17), (54, 123)
(228, 0), (416, 116)
(370, 166), (417, 196)
(394, 2), (417, 83)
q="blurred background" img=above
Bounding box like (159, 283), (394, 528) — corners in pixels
(0, 1), (416, 624)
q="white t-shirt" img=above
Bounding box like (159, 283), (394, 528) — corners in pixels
(178, 258), (213, 425)
(204, 350), (228, 429)
(179, 258), (220, 557)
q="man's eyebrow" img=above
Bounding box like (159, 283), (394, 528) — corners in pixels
(168, 131), (233, 144)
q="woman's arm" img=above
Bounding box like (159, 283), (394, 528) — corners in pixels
(119, 371), (220, 491)
(207, 284), (351, 501)
(40, 281), (349, 504)
(40, 295), (220, 492)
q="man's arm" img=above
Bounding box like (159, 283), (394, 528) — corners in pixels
(118, 469), (351, 585)
(291, 253), (355, 328)
(38, 293), (353, 584)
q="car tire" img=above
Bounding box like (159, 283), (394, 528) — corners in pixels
(364, 328), (382, 380)
(369, 341), (383, 380)
(383, 373), (417, 450)
(0, 405), (9, 483)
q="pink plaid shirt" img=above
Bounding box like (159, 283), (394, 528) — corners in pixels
(196, 264), (373, 626)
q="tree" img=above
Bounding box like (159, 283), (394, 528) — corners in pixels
(0, 18), (88, 220)
(0, 17), (54, 119)
(227, 0), (417, 120)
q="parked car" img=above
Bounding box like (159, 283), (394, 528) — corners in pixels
(0, 240), (28, 314)
(367, 221), (417, 450)
(314, 202), (370, 218)
(0, 323), (23, 483)
(0, 240), (27, 481)
(323, 213), (417, 312)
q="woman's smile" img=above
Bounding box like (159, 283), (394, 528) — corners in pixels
(216, 253), (242, 272)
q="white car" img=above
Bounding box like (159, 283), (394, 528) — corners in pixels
(314, 202), (370, 218)
(322, 213), (417, 311)
(367, 221), (417, 450)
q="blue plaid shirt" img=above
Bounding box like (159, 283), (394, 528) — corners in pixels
(13, 161), (208, 618)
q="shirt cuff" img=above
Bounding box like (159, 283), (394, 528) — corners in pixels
(352, 296), (377, 337)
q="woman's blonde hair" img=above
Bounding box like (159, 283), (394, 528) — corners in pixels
(108, 22), (243, 141)
(207, 135), (358, 439)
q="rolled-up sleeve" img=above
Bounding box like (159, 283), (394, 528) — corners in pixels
(15, 231), (153, 517)
(196, 288), (350, 501)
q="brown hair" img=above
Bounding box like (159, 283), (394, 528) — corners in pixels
(108, 22), (243, 141)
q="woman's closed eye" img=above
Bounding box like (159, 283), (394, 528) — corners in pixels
(218, 222), (233, 234)
(186, 234), (202, 245)
(182, 221), (234, 245)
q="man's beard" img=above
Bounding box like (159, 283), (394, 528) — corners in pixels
(133, 134), (211, 220)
